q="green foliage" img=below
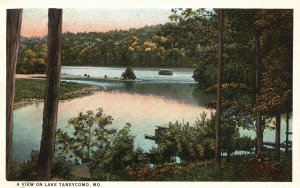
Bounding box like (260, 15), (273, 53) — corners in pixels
(18, 24), (198, 70)
(56, 108), (115, 164)
(121, 67), (136, 80)
(149, 113), (208, 163)
(183, 9), (292, 116)
(14, 79), (93, 103)
(56, 109), (149, 180)
(8, 151), (73, 181)
(192, 61), (216, 89)
(17, 38), (47, 74)
(256, 10), (293, 115)
(160, 9), (218, 87)
(149, 113), (255, 164)
(157, 120), (205, 163)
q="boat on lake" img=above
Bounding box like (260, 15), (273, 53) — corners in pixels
(158, 69), (173, 75)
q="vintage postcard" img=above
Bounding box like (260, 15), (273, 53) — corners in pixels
(1, 0), (299, 188)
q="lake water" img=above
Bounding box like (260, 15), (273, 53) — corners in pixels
(61, 66), (196, 83)
(12, 66), (293, 162)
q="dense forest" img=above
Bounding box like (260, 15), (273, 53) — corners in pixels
(17, 24), (201, 74)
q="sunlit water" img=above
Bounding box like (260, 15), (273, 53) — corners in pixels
(12, 66), (293, 162)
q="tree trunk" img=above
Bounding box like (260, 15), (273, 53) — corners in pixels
(38, 8), (63, 180)
(226, 150), (231, 161)
(255, 31), (263, 154)
(6, 9), (22, 179)
(285, 112), (290, 156)
(214, 9), (223, 180)
(226, 135), (231, 161)
(275, 113), (281, 160)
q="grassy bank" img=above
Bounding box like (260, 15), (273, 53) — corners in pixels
(14, 79), (95, 108)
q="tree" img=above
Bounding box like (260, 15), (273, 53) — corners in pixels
(17, 38), (47, 74)
(121, 67), (136, 80)
(148, 113), (216, 165)
(56, 109), (145, 180)
(285, 112), (290, 155)
(38, 8), (63, 180)
(93, 123), (143, 180)
(255, 29), (263, 154)
(56, 108), (115, 177)
(218, 9), (264, 154)
(214, 9), (223, 179)
(6, 9), (23, 179)
(256, 10), (293, 160)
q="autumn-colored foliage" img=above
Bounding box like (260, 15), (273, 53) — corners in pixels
(241, 155), (291, 181)
(127, 154), (291, 181)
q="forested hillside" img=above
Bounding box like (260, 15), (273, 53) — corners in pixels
(17, 24), (201, 74)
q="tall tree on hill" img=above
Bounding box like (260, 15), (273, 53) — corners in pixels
(6, 9), (23, 179)
(256, 9), (293, 160)
(38, 8), (63, 180)
(214, 8), (224, 179)
(227, 9), (265, 154)
(254, 28), (263, 154)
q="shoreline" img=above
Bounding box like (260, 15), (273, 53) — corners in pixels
(14, 99), (44, 110)
(16, 74), (142, 82)
(14, 73), (140, 110)
(14, 85), (99, 110)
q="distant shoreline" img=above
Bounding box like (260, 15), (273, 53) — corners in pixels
(61, 65), (195, 69)
(16, 74), (142, 82)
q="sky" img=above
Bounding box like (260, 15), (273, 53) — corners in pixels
(21, 9), (171, 37)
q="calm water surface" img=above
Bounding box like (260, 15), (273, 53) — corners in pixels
(12, 66), (293, 162)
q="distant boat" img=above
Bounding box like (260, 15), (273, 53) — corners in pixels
(158, 69), (173, 75)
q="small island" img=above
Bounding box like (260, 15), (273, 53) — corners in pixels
(158, 69), (173, 76)
(121, 67), (136, 80)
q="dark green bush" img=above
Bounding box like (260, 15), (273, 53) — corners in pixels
(8, 151), (72, 181)
(121, 67), (136, 80)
